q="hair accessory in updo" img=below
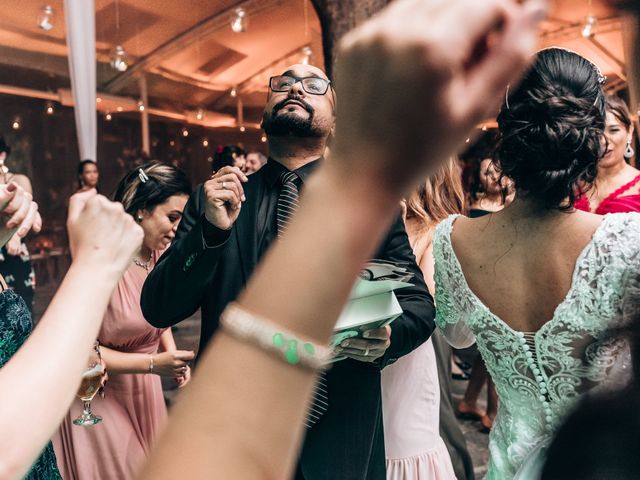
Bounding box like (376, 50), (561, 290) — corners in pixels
(138, 168), (149, 183)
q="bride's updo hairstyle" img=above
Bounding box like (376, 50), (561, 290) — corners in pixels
(496, 48), (606, 209)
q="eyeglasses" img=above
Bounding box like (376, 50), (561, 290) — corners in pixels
(269, 75), (331, 95)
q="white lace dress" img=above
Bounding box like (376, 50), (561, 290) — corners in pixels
(433, 213), (640, 479)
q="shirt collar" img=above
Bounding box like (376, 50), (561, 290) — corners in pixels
(263, 157), (322, 187)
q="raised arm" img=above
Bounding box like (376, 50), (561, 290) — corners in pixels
(0, 191), (142, 479)
(141, 0), (546, 478)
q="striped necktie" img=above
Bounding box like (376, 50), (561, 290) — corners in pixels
(277, 170), (328, 427)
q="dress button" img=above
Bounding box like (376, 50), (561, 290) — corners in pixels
(533, 367), (541, 375)
(540, 388), (547, 394)
(545, 415), (553, 423)
(540, 381), (546, 388)
(525, 351), (533, 358)
(536, 375), (543, 382)
(538, 395), (546, 402)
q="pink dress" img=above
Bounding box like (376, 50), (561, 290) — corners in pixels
(53, 259), (168, 480)
(575, 174), (640, 214)
(381, 234), (457, 480)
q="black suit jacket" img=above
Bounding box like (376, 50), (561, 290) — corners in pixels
(141, 168), (435, 479)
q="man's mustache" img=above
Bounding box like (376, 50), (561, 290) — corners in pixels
(273, 96), (314, 115)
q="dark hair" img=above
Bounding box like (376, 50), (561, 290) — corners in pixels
(496, 48), (606, 210)
(113, 161), (191, 217)
(0, 137), (10, 156)
(606, 94), (633, 130)
(212, 145), (245, 172)
(77, 159), (98, 189)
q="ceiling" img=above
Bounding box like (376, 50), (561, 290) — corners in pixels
(0, 0), (631, 129)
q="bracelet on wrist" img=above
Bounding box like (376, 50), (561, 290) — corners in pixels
(220, 303), (331, 371)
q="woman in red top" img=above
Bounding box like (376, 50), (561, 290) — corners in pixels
(575, 95), (639, 213)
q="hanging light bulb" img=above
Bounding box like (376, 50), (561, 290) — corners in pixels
(96, 97), (102, 104)
(230, 7), (248, 33)
(239, 126), (246, 132)
(45, 102), (54, 115)
(230, 86), (237, 98)
(105, 111), (113, 121)
(301, 46), (313, 65)
(260, 135), (267, 143)
(12, 117), (21, 130)
(196, 108), (205, 121)
(481, 124), (488, 131)
(137, 100), (145, 112)
(37, 5), (54, 31)
(582, 15), (597, 38)
(110, 45), (129, 72)
(181, 127), (189, 137)
(202, 138), (209, 147)
(169, 140), (176, 147)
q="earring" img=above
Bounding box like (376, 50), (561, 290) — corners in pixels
(625, 140), (635, 159)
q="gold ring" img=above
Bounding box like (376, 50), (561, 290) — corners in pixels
(221, 181), (226, 189)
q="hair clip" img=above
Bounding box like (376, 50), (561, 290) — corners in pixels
(138, 168), (149, 183)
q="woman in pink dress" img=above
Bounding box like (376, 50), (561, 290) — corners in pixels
(54, 162), (194, 479)
(575, 95), (639, 214)
(381, 158), (462, 480)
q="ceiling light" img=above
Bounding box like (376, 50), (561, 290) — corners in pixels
(230, 7), (248, 33)
(137, 100), (145, 112)
(110, 45), (129, 72)
(45, 102), (54, 115)
(37, 5), (54, 31)
(260, 135), (267, 143)
(105, 112), (112, 121)
(301, 46), (312, 65)
(202, 138), (209, 147)
(12, 117), (21, 130)
(230, 87), (237, 98)
(239, 126), (246, 132)
(181, 127), (189, 137)
(582, 15), (597, 38)
(196, 108), (205, 121)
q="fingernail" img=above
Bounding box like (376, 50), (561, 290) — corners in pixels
(17, 228), (26, 237)
(6, 222), (15, 229)
(241, 195), (246, 201)
(341, 340), (349, 347)
(6, 183), (16, 192)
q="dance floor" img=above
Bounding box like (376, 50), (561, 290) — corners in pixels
(34, 285), (490, 478)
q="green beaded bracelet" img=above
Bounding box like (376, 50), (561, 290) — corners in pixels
(220, 303), (332, 371)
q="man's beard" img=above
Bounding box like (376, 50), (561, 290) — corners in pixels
(261, 98), (324, 138)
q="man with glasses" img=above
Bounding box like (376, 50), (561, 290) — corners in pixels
(141, 64), (434, 480)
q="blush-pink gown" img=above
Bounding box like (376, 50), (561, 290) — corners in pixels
(53, 259), (168, 479)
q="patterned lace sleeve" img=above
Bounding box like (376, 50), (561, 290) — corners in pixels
(433, 216), (476, 349)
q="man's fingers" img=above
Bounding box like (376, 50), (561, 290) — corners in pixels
(212, 166), (249, 182)
(0, 183), (17, 211)
(16, 202), (39, 237)
(6, 192), (30, 229)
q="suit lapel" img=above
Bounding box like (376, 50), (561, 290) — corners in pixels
(233, 172), (263, 282)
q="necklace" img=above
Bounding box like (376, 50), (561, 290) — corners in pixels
(133, 257), (151, 272)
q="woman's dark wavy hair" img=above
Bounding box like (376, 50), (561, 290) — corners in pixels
(212, 145), (245, 172)
(113, 161), (191, 217)
(496, 48), (606, 210)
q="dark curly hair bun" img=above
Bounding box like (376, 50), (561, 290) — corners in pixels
(497, 48), (606, 209)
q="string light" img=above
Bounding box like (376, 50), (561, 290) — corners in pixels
(202, 138), (209, 147)
(110, 45), (129, 72)
(581, 15), (597, 38)
(12, 117), (21, 130)
(137, 100), (145, 112)
(169, 140), (176, 147)
(96, 97), (102, 103)
(230, 87), (237, 98)
(481, 124), (488, 131)
(230, 7), (248, 33)
(301, 46), (313, 65)
(196, 108), (205, 121)
(181, 127), (189, 137)
(260, 135), (267, 143)
(37, 5), (54, 31)
(116, 106), (123, 112)
(45, 102), (54, 115)
(239, 126), (246, 132)
(105, 112), (113, 121)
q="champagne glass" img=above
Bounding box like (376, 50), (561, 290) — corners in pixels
(73, 342), (104, 426)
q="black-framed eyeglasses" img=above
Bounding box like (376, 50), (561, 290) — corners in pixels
(269, 75), (331, 95)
